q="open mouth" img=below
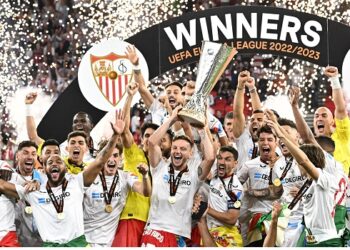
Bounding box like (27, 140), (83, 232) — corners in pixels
(279, 142), (286, 150)
(217, 165), (225, 175)
(107, 162), (116, 169)
(317, 123), (325, 132)
(24, 160), (34, 170)
(51, 167), (60, 179)
(173, 155), (182, 164)
(261, 146), (271, 154)
(252, 127), (258, 134)
(73, 149), (80, 156)
(168, 97), (176, 105)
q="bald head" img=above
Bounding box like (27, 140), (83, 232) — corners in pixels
(313, 107), (334, 137)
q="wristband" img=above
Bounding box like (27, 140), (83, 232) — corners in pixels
(173, 128), (185, 137)
(25, 104), (34, 117)
(133, 64), (141, 71)
(249, 87), (256, 93)
(330, 76), (341, 89)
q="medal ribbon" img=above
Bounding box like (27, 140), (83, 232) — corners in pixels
(268, 167), (273, 185)
(169, 164), (188, 197)
(219, 175), (238, 202)
(279, 157), (294, 181)
(46, 178), (68, 214)
(99, 171), (119, 206)
(251, 141), (259, 159)
(288, 178), (313, 210)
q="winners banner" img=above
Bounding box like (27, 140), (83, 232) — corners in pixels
(38, 5), (350, 142)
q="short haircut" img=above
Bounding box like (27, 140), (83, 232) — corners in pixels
(257, 124), (276, 139)
(42, 139), (60, 152)
(173, 135), (194, 148)
(140, 123), (159, 137)
(219, 146), (238, 160)
(299, 144), (325, 169)
(98, 140), (123, 155)
(67, 131), (88, 144)
(224, 111), (234, 120)
(278, 118), (297, 130)
(74, 111), (94, 125)
(18, 140), (38, 151)
(315, 136), (335, 154)
(252, 109), (264, 115)
(270, 109), (280, 119)
(165, 81), (183, 90)
(165, 129), (174, 142)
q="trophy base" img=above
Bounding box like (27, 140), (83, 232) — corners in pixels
(178, 109), (205, 128)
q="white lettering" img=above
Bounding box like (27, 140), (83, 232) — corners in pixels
(199, 17), (210, 41)
(164, 19), (197, 50)
(211, 14), (233, 41)
(301, 20), (322, 47)
(236, 13), (257, 39)
(280, 15), (301, 43)
(261, 13), (279, 40)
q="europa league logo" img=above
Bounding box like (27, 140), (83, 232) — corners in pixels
(178, 41), (237, 127)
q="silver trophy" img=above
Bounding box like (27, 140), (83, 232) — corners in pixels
(178, 41), (237, 127)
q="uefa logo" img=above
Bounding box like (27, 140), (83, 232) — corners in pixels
(78, 38), (149, 111)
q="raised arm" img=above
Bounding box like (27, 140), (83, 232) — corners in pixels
(131, 163), (152, 196)
(232, 71), (249, 138)
(266, 119), (320, 180)
(126, 45), (154, 108)
(25, 92), (44, 146)
(289, 86), (317, 144)
(197, 122), (215, 181)
(325, 66), (347, 120)
(0, 179), (20, 199)
(245, 75), (262, 111)
(263, 201), (282, 247)
(148, 106), (181, 168)
(121, 82), (139, 148)
(83, 110), (125, 186)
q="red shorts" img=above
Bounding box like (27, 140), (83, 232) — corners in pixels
(112, 219), (146, 247)
(186, 225), (201, 247)
(0, 231), (20, 247)
(140, 228), (179, 247)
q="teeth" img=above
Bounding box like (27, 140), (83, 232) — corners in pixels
(107, 163), (116, 168)
(51, 167), (59, 173)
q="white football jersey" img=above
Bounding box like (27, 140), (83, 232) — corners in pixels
(16, 173), (85, 244)
(302, 168), (338, 242)
(237, 157), (284, 214)
(83, 170), (138, 246)
(207, 175), (244, 229)
(147, 160), (201, 238)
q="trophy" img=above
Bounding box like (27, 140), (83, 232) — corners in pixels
(178, 41), (237, 127)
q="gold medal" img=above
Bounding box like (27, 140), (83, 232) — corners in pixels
(57, 212), (65, 220)
(273, 178), (281, 186)
(25, 206), (33, 214)
(306, 235), (316, 244)
(105, 204), (113, 213)
(168, 196), (176, 204)
(233, 200), (241, 208)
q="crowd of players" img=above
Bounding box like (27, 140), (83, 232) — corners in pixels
(0, 45), (349, 247)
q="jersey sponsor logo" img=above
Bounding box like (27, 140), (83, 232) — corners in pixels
(254, 172), (269, 181)
(37, 192), (71, 204)
(210, 185), (223, 197)
(180, 179), (191, 186)
(282, 175), (306, 184)
(91, 191), (121, 199)
(163, 174), (169, 183)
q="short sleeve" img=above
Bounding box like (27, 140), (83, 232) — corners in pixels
(237, 163), (249, 185)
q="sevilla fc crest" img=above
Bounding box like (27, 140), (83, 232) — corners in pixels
(90, 53), (133, 106)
